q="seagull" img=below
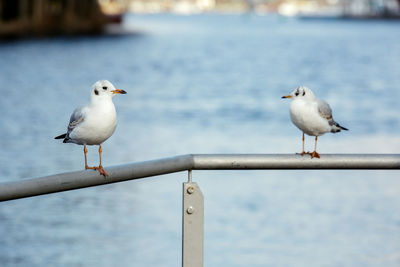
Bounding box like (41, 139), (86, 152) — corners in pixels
(55, 80), (126, 176)
(282, 86), (348, 158)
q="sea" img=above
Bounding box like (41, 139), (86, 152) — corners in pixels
(0, 13), (399, 267)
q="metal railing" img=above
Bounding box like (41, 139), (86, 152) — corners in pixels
(1, 154), (399, 267)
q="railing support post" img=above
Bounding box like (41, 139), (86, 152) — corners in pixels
(182, 170), (204, 267)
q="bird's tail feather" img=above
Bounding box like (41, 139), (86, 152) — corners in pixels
(331, 123), (348, 133)
(54, 133), (67, 139)
(338, 124), (348, 131)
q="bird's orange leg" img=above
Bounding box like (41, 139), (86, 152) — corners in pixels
(84, 144), (91, 170)
(310, 136), (320, 158)
(297, 133), (310, 156)
(93, 144), (108, 177)
(84, 144), (108, 176)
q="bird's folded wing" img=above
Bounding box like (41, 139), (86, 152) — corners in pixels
(317, 99), (333, 121)
(67, 107), (85, 132)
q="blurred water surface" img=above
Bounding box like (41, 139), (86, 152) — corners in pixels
(0, 14), (399, 267)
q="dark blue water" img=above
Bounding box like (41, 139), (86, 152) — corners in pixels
(0, 14), (399, 266)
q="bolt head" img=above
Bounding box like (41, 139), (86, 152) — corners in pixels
(187, 186), (194, 194)
(186, 206), (194, 214)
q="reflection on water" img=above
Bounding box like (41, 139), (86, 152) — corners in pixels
(0, 14), (400, 267)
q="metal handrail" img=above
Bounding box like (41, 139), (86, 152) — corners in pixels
(0, 154), (399, 201)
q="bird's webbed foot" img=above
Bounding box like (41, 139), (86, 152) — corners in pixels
(310, 151), (320, 159)
(296, 151), (312, 156)
(85, 165), (109, 177)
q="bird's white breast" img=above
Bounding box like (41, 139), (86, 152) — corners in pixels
(290, 99), (331, 136)
(70, 100), (117, 145)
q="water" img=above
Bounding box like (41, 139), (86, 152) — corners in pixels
(0, 14), (400, 266)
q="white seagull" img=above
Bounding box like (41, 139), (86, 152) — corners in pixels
(55, 80), (126, 176)
(282, 86), (348, 158)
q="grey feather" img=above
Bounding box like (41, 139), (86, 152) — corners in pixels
(317, 99), (340, 129)
(67, 107), (85, 133)
(317, 99), (333, 120)
(317, 99), (348, 132)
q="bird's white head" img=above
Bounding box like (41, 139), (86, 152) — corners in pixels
(91, 80), (126, 100)
(282, 86), (315, 100)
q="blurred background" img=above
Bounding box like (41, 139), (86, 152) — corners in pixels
(0, 0), (400, 266)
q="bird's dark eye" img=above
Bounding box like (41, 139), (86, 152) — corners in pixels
(295, 90), (299, 96)
(102, 86), (108, 90)
(94, 89), (99, 95)
(302, 91), (305, 96)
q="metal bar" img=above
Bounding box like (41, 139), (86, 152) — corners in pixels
(192, 154), (400, 169)
(182, 181), (204, 267)
(0, 155), (194, 201)
(188, 170), (193, 183)
(0, 154), (399, 201)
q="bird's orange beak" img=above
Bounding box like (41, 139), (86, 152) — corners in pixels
(281, 95), (292, 99)
(112, 89), (127, 95)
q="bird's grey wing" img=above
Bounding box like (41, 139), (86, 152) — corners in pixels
(67, 107), (85, 133)
(317, 99), (334, 125)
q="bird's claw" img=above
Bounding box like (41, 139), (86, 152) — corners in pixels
(85, 165), (109, 177)
(94, 166), (108, 177)
(297, 151), (311, 156)
(296, 151), (320, 158)
(310, 151), (320, 159)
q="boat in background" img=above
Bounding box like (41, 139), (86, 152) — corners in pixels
(0, 0), (127, 38)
